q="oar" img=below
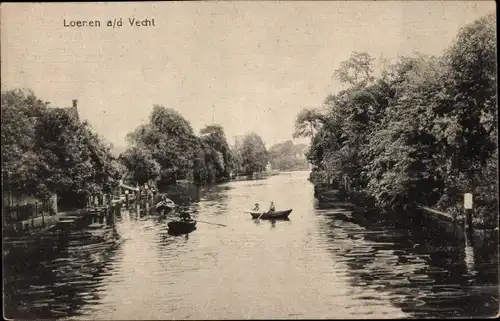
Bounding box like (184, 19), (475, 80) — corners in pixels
(196, 220), (227, 227)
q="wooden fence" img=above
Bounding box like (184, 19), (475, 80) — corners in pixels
(3, 202), (54, 225)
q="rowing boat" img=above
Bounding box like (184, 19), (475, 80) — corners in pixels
(167, 219), (197, 233)
(249, 209), (292, 220)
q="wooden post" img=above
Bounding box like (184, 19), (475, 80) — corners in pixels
(464, 193), (473, 240)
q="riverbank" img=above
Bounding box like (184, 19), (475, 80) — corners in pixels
(3, 202), (123, 237)
(3, 209), (82, 234)
(3, 203), (122, 264)
(312, 182), (498, 234)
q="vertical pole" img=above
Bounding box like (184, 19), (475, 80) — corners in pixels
(464, 193), (474, 242)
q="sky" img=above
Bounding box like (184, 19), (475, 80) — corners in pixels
(1, 1), (495, 149)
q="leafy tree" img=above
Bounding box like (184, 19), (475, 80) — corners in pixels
(436, 12), (497, 221)
(119, 147), (160, 185)
(2, 89), (120, 208)
(125, 107), (236, 185)
(364, 54), (447, 210)
(293, 108), (324, 139)
(37, 109), (120, 198)
(333, 51), (376, 87)
(126, 105), (197, 183)
(1, 89), (49, 197)
(238, 133), (268, 176)
(268, 140), (309, 171)
(200, 124), (233, 180)
(305, 13), (497, 224)
(230, 147), (244, 176)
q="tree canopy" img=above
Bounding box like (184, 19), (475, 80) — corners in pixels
(268, 140), (309, 171)
(122, 106), (236, 185)
(304, 13), (497, 225)
(119, 147), (161, 185)
(233, 132), (269, 176)
(2, 89), (120, 201)
(293, 108), (324, 139)
(126, 105), (197, 182)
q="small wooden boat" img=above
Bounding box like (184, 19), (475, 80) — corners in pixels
(249, 209), (292, 220)
(167, 219), (197, 233)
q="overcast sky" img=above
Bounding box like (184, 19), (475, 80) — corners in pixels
(1, 1), (495, 148)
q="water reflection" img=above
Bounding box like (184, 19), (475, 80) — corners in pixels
(4, 223), (122, 319)
(197, 184), (231, 215)
(316, 207), (498, 318)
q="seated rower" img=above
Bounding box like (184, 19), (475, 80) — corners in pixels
(269, 201), (276, 213)
(253, 203), (260, 211)
(156, 194), (166, 206)
(179, 208), (192, 221)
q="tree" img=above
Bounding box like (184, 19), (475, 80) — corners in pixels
(362, 54), (447, 209)
(37, 109), (121, 199)
(293, 108), (324, 139)
(125, 106), (237, 185)
(200, 124), (233, 181)
(2, 88), (120, 208)
(238, 133), (268, 176)
(436, 12), (497, 221)
(126, 105), (197, 183)
(308, 13), (497, 224)
(1, 89), (49, 197)
(333, 51), (376, 87)
(268, 140), (309, 171)
(119, 147), (160, 185)
(230, 147), (243, 176)
(443, 13), (496, 176)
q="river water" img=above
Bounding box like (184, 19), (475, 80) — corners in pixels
(3, 171), (498, 319)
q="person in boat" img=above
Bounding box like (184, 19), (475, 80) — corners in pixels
(179, 207), (192, 221)
(269, 201), (276, 213)
(253, 203), (260, 211)
(160, 194), (175, 207)
(156, 194), (166, 209)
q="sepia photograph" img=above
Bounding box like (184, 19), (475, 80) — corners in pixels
(1, 1), (498, 319)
